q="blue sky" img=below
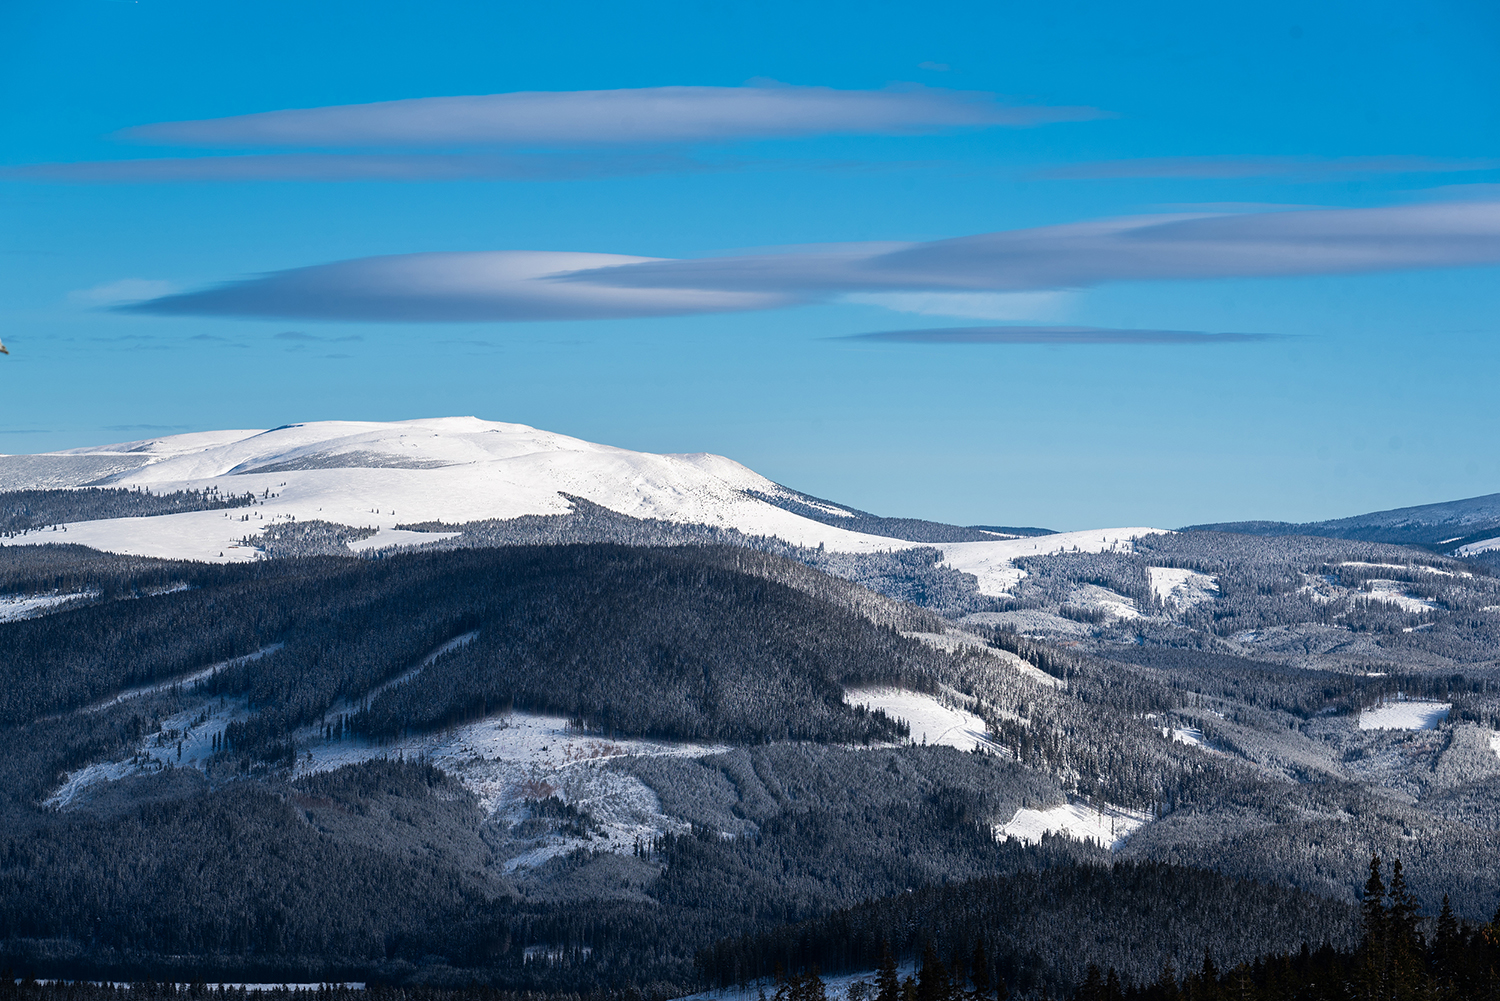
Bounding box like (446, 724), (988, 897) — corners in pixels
(2, 0), (1498, 529)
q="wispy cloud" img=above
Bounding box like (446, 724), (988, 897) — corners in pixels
(840, 290), (1068, 320)
(122, 201), (1500, 323)
(844, 325), (1276, 344)
(274, 330), (363, 342)
(1041, 155), (1500, 181)
(5, 151), (722, 184)
(582, 201), (1500, 292)
(116, 84), (1106, 148)
(68, 278), (178, 305)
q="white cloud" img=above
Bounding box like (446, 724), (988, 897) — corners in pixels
(123, 201), (1500, 323)
(116, 84), (1106, 148)
(123, 251), (799, 322)
(1042, 155), (1500, 181)
(6, 152), (716, 184)
(585, 201), (1500, 292)
(69, 279), (179, 305)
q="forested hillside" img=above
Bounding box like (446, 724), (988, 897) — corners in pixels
(3, 530), (1500, 996)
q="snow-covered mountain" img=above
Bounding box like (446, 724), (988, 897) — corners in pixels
(0, 416), (1162, 588)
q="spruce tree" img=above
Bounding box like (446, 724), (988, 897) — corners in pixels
(876, 943), (901, 1001)
(1387, 859), (1422, 999)
(917, 943), (951, 1001)
(1360, 854), (1388, 1001)
(967, 941), (990, 1001)
(1433, 894), (1460, 991)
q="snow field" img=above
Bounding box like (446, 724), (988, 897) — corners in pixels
(938, 528), (1167, 597)
(1357, 581), (1437, 614)
(995, 800), (1151, 851)
(0, 421), (1172, 615)
(0, 418), (921, 562)
(1170, 727), (1205, 747)
(1358, 700), (1451, 731)
(1457, 536), (1500, 557)
(1069, 583), (1141, 620)
(844, 686), (996, 752)
(1148, 567), (1220, 612)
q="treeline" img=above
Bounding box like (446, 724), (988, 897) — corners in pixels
(0, 984), (668, 1001)
(0, 488), (253, 537)
(706, 856), (1500, 1000)
(697, 860), (1356, 996)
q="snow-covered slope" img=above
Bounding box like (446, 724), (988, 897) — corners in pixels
(0, 418), (908, 561)
(0, 417), (1168, 578)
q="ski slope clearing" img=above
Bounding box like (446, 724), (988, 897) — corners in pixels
(995, 800), (1151, 851)
(938, 528), (1167, 596)
(1359, 700), (1451, 730)
(844, 685), (995, 751)
(1149, 567), (1220, 612)
(1457, 536), (1500, 557)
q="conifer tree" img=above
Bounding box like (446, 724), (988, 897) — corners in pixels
(1433, 894), (1460, 992)
(917, 943), (951, 1001)
(1387, 859), (1422, 999)
(1360, 855), (1388, 1001)
(876, 943), (901, 1001)
(967, 941), (989, 1001)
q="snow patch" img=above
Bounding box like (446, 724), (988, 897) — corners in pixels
(1456, 536), (1500, 557)
(1359, 699), (1451, 731)
(995, 800), (1151, 851)
(294, 710), (730, 870)
(938, 528), (1167, 597)
(844, 686), (995, 752)
(0, 590), (98, 622)
(1358, 581), (1438, 614)
(1148, 567), (1220, 612)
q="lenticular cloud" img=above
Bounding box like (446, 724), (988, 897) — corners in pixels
(122, 251), (801, 322)
(117, 84), (1105, 148)
(124, 201), (1500, 323)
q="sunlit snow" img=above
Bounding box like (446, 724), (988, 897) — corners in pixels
(938, 528), (1167, 597)
(995, 801), (1151, 851)
(844, 686), (995, 751)
(1359, 700), (1451, 730)
(0, 590), (97, 622)
(1148, 567), (1220, 612)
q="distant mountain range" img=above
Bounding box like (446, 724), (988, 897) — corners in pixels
(1187, 492), (1500, 556)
